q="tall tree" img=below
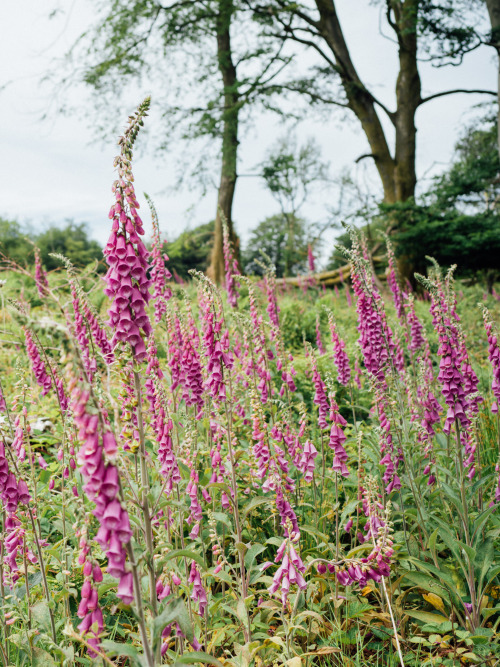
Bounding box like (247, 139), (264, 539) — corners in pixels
(248, 1), (495, 206)
(485, 0), (500, 154)
(56, 0), (290, 283)
(260, 135), (328, 275)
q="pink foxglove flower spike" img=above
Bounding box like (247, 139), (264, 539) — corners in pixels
(103, 97), (152, 362)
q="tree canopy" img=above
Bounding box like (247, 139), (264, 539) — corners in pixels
(51, 0), (497, 282)
(0, 219), (103, 271)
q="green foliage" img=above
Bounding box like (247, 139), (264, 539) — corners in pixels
(0, 219), (102, 271)
(388, 113), (500, 280)
(242, 214), (309, 277)
(260, 135), (329, 215)
(391, 203), (500, 278)
(36, 221), (103, 270)
(331, 113), (500, 282)
(432, 114), (500, 210)
(165, 220), (214, 280)
(0, 218), (32, 265)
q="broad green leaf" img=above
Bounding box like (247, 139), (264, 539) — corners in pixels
(242, 496), (270, 519)
(244, 543), (266, 569)
(31, 601), (53, 634)
(153, 597), (194, 645)
(212, 512), (233, 530)
(210, 567), (233, 585)
(208, 482), (234, 499)
(101, 640), (146, 667)
(236, 599), (248, 625)
(172, 651), (225, 666)
(163, 549), (206, 570)
(405, 610), (449, 624)
(32, 647), (58, 667)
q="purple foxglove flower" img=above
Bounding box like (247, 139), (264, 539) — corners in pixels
(103, 102), (152, 362)
(223, 221), (240, 309)
(328, 313), (351, 386)
(117, 572), (134, 605)
(24, 329), (52, 395)
(315, 316), (325, 355)
(34, 247), (49, 298)
(308, 244), (315, 273)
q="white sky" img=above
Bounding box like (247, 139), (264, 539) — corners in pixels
(0, 1), (496, 256)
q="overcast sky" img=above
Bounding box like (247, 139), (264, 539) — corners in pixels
(0, 1), (496, 255)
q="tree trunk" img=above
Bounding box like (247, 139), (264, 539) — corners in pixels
(485, 0), (500, 157)
(391, 0), (421, 282)
(208, 0), (240, 285)
(393, 0), (421, 202)
(315, 0), (397, 203)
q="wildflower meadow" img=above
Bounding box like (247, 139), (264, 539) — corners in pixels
(1, 99), (500, 667)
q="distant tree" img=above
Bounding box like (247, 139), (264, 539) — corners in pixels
(54, 0), (292, 284)
(326, 113), (500, 282)
(431, 112), (500, 210)
(249, 0), (495, 207)
(36, 222), (103, 270)
(261, 136), (329, 216)
(242, 214), (308, 277)
(260, 135), (328, 275)
(387, 114), (500, 288)
(484, 0), (500, 153)
(164, 221), (215, 280)
(0, 218), (32, 266)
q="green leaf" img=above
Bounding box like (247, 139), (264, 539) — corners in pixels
(14, 571), (43, 599)
(244, 543), (266, 569)
(236, 599), (248, 625)
(472, 506), (496, 547)
(300, 524), (329, 542)
(473, 538), (494, 594)
(172, 651), (225, 665)
(211, 512), (233, 530)
(405, 610), (449, 624)
(163, 549), (206, 570)
(153, 597), (194, 646)
(32, 647), (58, 667)
(210, 567), (233, 585)
(31, 601), (53, 634)
(101, 640), (146, 666)
(235, 542), (248, 558)
(208, 482), (234, 499)
(427, 527), (442, 569)
(242, 496), (270, 520)
(266, 536), (284, 548)
(401, 570), (451, 603)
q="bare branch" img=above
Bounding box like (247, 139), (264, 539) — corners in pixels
(419, 88), (497, 106)
(355, 153), (377, 164)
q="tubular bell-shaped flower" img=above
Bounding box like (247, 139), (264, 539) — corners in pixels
(223, 217), (240, 309)
(71, 382), (132, 604)
(327, 310), (351, 386)
(268, 536), (307, 607)
(24, 328), (52, 395)
(482, 305), (500, 413)
(34, 246), (49, 298)
(146, 193), (172, 323)
(103, 98), (152, 362)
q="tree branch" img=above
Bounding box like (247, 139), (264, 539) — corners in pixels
(418, 88), (497, 106)
(355, 153), (377, 164)
(257, 82), (350, 107)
